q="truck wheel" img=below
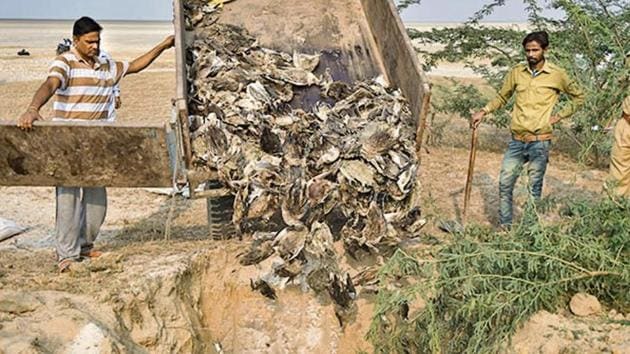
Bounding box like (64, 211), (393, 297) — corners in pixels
(205, 180), (238, 240)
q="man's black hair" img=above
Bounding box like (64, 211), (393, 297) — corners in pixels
(522, 31), (549, 49)
(73, 17), (102, 37)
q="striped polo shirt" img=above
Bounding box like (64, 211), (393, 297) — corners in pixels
(47, 48), (129, 121)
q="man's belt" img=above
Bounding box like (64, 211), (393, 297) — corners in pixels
(512, 133), (553, 142)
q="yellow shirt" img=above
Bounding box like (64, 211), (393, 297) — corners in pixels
(483, 61), (585, 136)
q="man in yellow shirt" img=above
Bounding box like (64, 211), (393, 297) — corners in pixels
(609, 96), (630, 196)
(472, 31), (585, 228)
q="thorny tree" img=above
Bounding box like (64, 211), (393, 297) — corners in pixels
(367, 196), (630, 353)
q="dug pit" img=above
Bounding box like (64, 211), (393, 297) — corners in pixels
(0, 242), (375, 353)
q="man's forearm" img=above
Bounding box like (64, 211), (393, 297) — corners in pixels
(483, 95), (508, 114)
(29, 80), (57, 110)
(18, 78), (58, 129)
(128, 42), (169, 75)
(556, 94), (585, 119)
(483, 71), (515, 114)
(557, 77), (585, 119)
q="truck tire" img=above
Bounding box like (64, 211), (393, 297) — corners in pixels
(205, 180), (238, 240)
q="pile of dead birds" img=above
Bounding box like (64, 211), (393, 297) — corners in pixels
(184, 0), (425, 325)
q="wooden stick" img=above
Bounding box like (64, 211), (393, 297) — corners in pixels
(415, 86), (432, 163)
(463, 127), (479, 224)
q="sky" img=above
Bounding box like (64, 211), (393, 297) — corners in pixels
(399, 0), (563, 22)
(0, 0), (174, 21)
(0, 0), (561, 22)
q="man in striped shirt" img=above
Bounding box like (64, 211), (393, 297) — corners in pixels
(17, 17), (174, 272)
(56, 38), (122, 119)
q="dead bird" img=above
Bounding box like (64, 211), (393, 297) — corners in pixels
(399, 300), (409, 320)
(239, 239), (274, 266)
(352, 266), (380, 294)
(273, 258), (303, 279)
(345, 273), (357, 300)
(363, 200), (386, 247)
(328, 273), (358, 328)
(328, 273), (355, 308)
(334, 304), (357, 329)
(353, 266), (379, 286)
(305, 264), (332, 292)
(391, 207), (422, 230)
(304, 221), (335, 259)
(250, 278), (277, 300)
(272, 225), (308, 261)
(342, 225), (372, 260)
(260, 125), (282, 155)
(280, 170), (308, 226)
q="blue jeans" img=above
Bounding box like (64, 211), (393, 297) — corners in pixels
(498, 139), (551, 226)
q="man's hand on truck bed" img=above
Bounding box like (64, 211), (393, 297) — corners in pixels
(18, 108), (42, 130)
(162, 35), (175, 49)
(17, 77), (60, 130)
(126, 35), (175, 75)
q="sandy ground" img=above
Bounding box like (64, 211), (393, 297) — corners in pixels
(0, 20), (627, 353)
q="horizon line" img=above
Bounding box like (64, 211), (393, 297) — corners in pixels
(0, 18), (530, 24)
(0, 18), (172, 22)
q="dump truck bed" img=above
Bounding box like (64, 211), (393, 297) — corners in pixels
(175, 0), (430, 148)
(218, 0), (385, 81)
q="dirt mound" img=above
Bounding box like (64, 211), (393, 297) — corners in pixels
(511, 310), (630, 353)
(0, 242), (374, 353)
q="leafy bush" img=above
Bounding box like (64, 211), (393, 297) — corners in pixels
(368, 196), (630, 353)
